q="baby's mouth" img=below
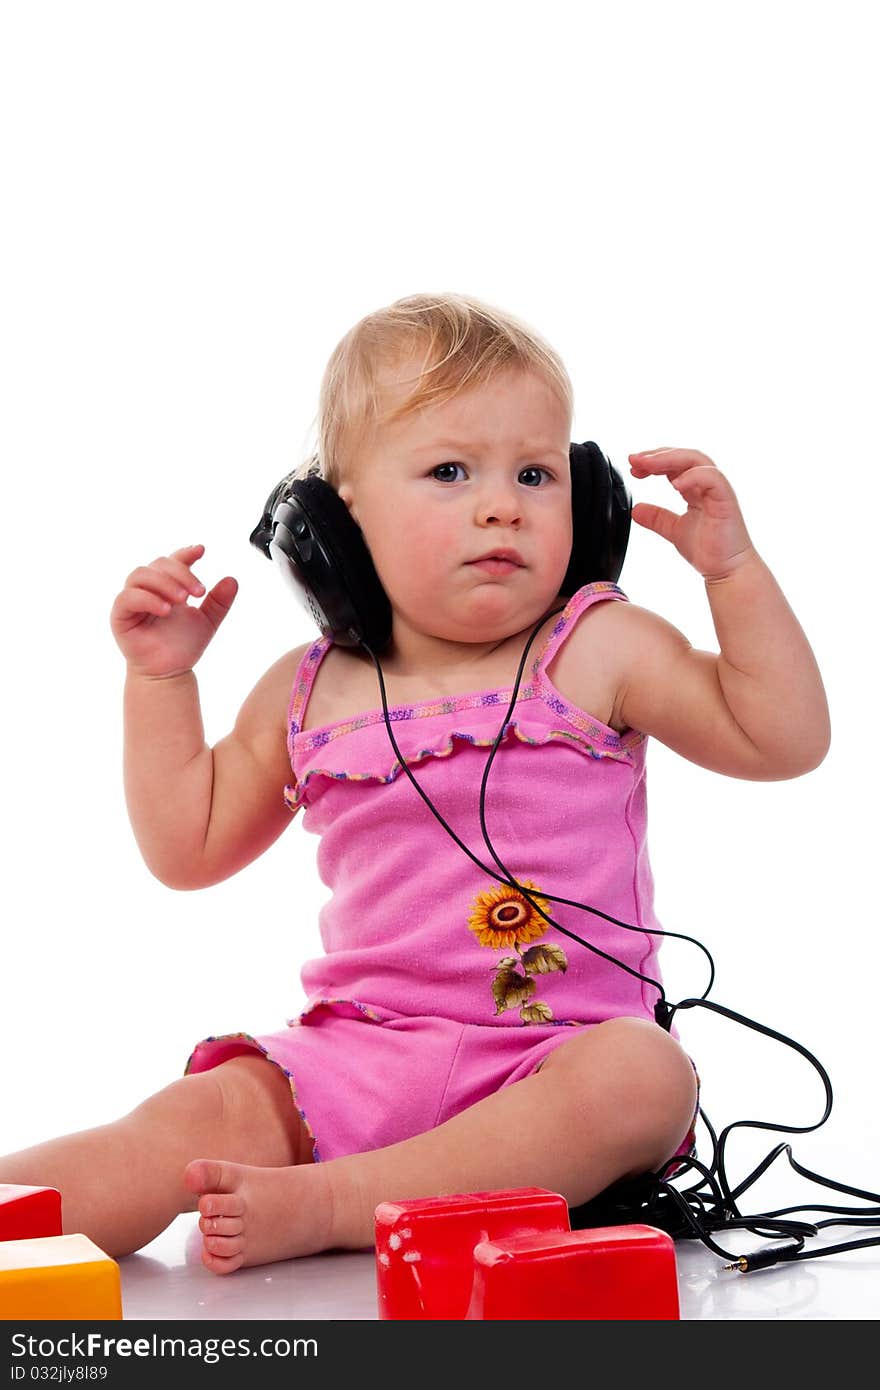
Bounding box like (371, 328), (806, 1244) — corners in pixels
(467, 548), (525, 568)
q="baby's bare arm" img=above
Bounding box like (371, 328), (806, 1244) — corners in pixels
(123, 668), (211, 884)
(124, 649), (307, 890)
(199, 648), (306, 888)
(614, 556), (830, 780)
(624, 449), (831, 778)
(111, 542), (310, 890)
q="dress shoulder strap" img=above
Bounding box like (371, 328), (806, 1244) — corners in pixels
(534, 581), (630, 677)
(287, 636), (333, 736)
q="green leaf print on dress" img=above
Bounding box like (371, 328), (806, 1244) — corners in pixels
(466, 880), (569, 1023)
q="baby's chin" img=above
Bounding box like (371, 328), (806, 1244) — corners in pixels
(429, 589), (562, 641)
(465, 573), (568, 607)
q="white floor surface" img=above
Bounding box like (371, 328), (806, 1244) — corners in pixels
(116, 1211), (880, 1321)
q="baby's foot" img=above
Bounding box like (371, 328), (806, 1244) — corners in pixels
(183, 1158), (334, 1274)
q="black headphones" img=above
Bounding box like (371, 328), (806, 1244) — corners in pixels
(249, 441), (632, 650)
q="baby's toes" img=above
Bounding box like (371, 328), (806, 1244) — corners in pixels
(204, 1230), (244, 1258)
(198, 1191), (244, 1222)
(199, 1212), (244, 1239)
(201, 1242), (244, 1276)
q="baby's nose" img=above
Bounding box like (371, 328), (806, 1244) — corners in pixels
(476, 484), (522, 525)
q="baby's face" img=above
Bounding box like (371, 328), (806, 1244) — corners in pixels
(338, 365), (574, 649)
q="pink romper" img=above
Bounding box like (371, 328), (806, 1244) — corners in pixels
(187, 581), (700, 1173)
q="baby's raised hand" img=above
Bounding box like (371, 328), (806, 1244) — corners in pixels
(110, 544), (238, 678)
(628, 448), (757, 582)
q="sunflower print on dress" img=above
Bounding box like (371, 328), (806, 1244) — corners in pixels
(467, 879), (569, 1024)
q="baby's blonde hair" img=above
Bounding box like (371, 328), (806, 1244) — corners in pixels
(293, 292), (574, 489)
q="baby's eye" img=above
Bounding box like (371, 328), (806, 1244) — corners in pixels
(430, 463), (466, 482)
(429, 464), (553, 485)
(519, 467), (551, 487)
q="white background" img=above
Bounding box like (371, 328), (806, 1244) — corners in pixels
(1, 0), (877, 1230)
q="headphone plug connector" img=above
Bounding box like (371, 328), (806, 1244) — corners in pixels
(723, 1242), (802, 1273)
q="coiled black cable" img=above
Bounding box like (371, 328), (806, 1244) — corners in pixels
(355, 605), (880, 1273)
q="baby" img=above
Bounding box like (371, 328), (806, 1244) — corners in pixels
(0, 293), (830, 1274)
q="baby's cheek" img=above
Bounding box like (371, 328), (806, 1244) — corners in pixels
(408, 518), (458, 569)
(380, 526), (445, 596)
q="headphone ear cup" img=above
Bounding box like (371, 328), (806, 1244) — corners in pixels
(256, 443), (629, 644)
(562, 441), (632, 591)
(270, 476), (393, 651)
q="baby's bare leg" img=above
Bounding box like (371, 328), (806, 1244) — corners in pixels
(0, 1054), (312, 1257)
(186, 1017), (698, 1273)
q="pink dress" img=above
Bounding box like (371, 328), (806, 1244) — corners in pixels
(187, 582), (699, 1170)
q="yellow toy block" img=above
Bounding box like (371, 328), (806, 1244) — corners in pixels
(0, 1234), (122, 1319)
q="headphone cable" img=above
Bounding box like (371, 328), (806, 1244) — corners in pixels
(356, 609), (715, 1004)
(355, 611), (880, 1272)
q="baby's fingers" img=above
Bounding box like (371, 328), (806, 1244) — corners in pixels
(149, 549), (208, 599)
(124, 563), (200, 608)
(630, 500), (681, 544)
(111, 584), (175, 623)
(629, 448), (718, 479)
(197, 575), (239, 631)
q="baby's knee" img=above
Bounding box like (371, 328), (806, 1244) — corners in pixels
(543, 1017), (697, 1167)
(125, 1067), (227, 1138)
(599, 1018), (698, 1171)
(209, 1053), (314, 1167)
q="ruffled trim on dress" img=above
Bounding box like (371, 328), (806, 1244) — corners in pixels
(183, 1031), (320, 1158)
(287, 996), (388, 1026)
(283, 715), (642, 813)
(283, 582), (646, 814)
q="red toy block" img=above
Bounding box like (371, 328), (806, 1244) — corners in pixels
(0, 1185), (62, 1241)
(375, 1188), (570, 1320)
(466, 1224), (680, 1320)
